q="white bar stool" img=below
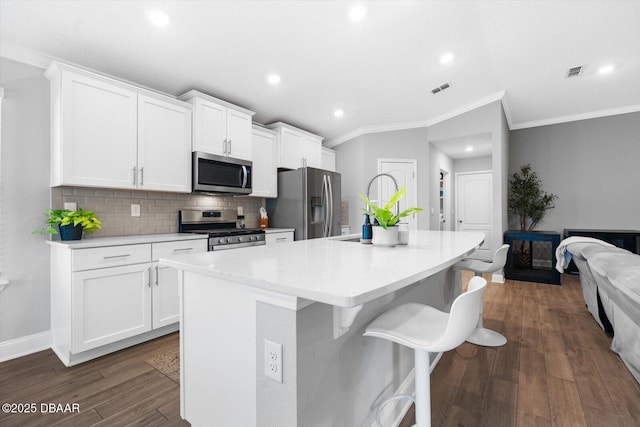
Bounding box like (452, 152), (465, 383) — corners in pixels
(364, 276), (487, 427)
(453, 244), (510, 347)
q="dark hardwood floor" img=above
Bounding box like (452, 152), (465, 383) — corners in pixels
(2, 273), (639, 426)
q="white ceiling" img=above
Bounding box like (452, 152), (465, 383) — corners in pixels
(1, 0), (639, 147)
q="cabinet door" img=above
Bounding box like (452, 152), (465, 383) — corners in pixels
(279, 127), (304, 170)
(226, 109), (252, 160)
(194, 98), (226, 155)
(72, 264), (152, 353)
(60, 71), (138, 188)
(321, 148), (336, 172)
(152, 263), (180, 329)
(302, 134), (322, 168)
(250, 128), (278, 197)
(266, 232), (294, 244)
(138, 94), (192, 192)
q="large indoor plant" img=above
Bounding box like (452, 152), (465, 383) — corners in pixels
(34, 208), (102, 241)
(359, 186), (423, 246)
(508, 164), (557, 266)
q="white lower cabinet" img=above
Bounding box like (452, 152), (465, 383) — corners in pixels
(72, 263), (152, 353)
(265, 231), (294, 244)
(50, 236), (207, 366)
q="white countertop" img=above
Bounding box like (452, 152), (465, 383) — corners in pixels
(46, 233), (208, 249)
(263, 228), (295, 234)
(160, 230), (484, 307)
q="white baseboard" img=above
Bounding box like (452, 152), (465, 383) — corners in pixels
(492, 271), (505, 283)
(377, 351), (444, 427)
(0, 330), (52, 363)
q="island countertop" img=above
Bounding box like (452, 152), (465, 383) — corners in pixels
(160, 230), (484, 307)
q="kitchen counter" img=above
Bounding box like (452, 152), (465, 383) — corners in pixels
(46, 232), (207, 249)
(263, 228), (295, 234)
(162, 230), (484, 426)
(161, 230), (483, 307)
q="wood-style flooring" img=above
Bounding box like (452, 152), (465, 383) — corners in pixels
(1, 273), (639, 426)
(401, 272), (640, 427)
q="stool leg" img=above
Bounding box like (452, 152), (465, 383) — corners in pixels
(466, 301), (507, 347)
(414, 349), (431, 427)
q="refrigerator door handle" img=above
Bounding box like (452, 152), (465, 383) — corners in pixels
(327, 175), (334, 236)
(321, 175), (328, 237)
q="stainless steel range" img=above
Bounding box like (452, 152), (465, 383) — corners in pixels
(178, 209), (265, 251)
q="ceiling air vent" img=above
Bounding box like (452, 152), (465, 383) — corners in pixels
(567, 66), (584, 78)
(431, 82), (451, 94)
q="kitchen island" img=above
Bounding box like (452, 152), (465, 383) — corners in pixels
(160, 230), (484, 426)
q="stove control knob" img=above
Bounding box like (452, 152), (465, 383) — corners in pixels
(249, 236), (255, 241)
(226, 237), (233, 243)
(256, 235), (263, 241)
(219, 238), (225, 244)
(238, 236), (245, 242)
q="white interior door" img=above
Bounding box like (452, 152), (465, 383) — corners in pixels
(456, 171), (493, 260)
(378, 159), (418, 231)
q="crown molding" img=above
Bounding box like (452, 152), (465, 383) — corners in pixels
(509, 104), (640, 130)
(325, 90), (507, 148)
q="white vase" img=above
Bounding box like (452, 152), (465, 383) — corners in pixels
(372, 226), (399, 247)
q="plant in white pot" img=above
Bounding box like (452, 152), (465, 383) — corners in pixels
(359, 186), (423, 247)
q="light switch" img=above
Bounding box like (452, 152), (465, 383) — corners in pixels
(131, 204), (141, 217)
(64, 202), (77, 211)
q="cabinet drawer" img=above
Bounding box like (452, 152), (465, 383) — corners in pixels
(152, 239), (208, 261)
(266, 232), (294, 245)
(72, 244), (151, 271)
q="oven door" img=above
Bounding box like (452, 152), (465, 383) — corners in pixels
(211, 241), (266, 251)
(193, 152), (252, 194)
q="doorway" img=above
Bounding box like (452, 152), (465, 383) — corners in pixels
(378, 159), (418, 231)
(456, 170), (493, 260)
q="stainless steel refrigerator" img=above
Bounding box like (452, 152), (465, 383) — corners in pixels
(266, 167), (341, 240)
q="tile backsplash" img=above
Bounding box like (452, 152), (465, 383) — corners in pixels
(51, 187), (266, 238)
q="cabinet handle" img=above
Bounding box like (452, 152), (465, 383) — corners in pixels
(223, 139), (228, 154)
(173, 247), (194, 252)
(139, 167), (144, 186)
(228, 139), (232, 154)
(155, 265), (159, 286)
(132, 166), (137, 186)
(146, 267), (151, 287)
(276, 237), (287, 242)
(103, 254), (131, 259)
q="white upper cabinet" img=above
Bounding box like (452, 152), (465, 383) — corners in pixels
(137, 94), (191, 192)
(250, 125), (278, 198)
(46, 62), (192, 192)
(266, 122), (323, 170)
(179, 90), (255, 160)
(321, 147), (337, 172)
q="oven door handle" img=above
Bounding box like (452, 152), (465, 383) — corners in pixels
(241, 165), (248, 188)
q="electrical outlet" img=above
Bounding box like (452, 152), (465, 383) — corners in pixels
(264, 339), (283, 383)
(131, 204), (141, 217)
(64, 202), (77, 211)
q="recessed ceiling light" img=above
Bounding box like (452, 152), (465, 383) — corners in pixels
(598, 64), (615, 74)
(440, 52), (455, 64)
(148, 10), (170, 27)
(334, 109), (344, 117)
(464, 146), (474, 152)
(349, 5), (367, 22)
(267, 74), (281, 85)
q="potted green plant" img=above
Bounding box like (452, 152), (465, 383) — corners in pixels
(33, 208), (102, 241)
(508, 164), (557, 267)
(359, 186), (423, 246)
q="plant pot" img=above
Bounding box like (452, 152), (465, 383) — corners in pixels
(59, 224), (83, 241)
(372, 226), (399, 247)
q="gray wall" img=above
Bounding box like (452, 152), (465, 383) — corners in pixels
(509, 112), (640, 231)
(335, 101), (508, 260)
(454, 155), (492, 173)
(0, 58), (51, 342)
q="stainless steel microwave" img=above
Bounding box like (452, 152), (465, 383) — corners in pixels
(192, 151), (252, 195)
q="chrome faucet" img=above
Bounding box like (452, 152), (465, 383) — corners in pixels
(365, 173), (400, 215)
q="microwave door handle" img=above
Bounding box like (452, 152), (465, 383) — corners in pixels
(241, 165), (248, 188)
